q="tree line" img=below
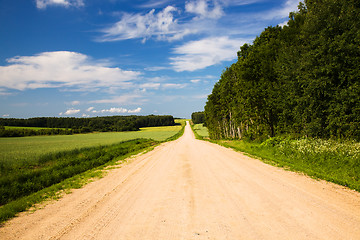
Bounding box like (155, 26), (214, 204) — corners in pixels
(205, 0), (360, 141)
(0, 115), (175, 137)
(191, 112), (205, 124)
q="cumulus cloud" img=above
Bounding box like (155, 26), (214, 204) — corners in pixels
(128, 107), (142, 113)
(36, 0), (84, 9)
(86, 107), (95, 112)
(170, 36), (246, 71)
(99, 6), (195, 42)
(59, 108), (81, 116)
(0, 51), (141, 91)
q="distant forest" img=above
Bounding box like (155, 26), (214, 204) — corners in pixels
(205, 0), (360, 141)
(0, 115), (175, 137)
(191, 112), (205, 125)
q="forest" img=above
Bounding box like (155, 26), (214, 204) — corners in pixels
(0, 115), (175, 137)
(191, 112), (205, 124)
(205, 0), (360, 141)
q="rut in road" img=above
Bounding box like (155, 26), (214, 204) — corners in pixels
(1, 122), (360, 240)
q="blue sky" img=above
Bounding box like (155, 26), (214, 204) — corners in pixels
(0, 0), (300, 118)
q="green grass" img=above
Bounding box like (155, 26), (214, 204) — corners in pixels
(0, 124), (182, 167)
(193, 124), (360, 192)
(192, 123), (209, 139)
(0, 139), (158, 223)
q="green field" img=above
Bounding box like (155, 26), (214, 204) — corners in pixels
(0, 124), (182, 166)
(0, 122), (185, 222)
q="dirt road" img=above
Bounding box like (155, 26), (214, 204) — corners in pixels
(1, 122), (360, 239)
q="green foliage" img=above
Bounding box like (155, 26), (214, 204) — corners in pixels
(191, 112), (205, 124)
(205, 0), (360, 141)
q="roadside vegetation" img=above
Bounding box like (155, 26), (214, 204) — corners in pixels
(217, 138), (360, 192)
(199, 0), (360, 192)
(190, 121), (360, 192)
(191, 123), (209, 139)
(205, 0), (360, 141)
(0, 119), (185, 223)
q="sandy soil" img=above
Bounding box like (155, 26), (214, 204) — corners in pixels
(1, 122), (360, 239)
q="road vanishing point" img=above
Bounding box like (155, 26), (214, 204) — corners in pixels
(1, 122), (360, 239)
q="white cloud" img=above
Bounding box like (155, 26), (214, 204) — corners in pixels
(0, 88), (13, 96)
(140, 83), (161, 89)
(144, 66), (169, 71)
(60, 108), (81, 116)
(190, 79), (201, 83)
(70, 100), (80, 106)
(162, 83), (187, 89)
(185, 0), (224, 19)
(36, 0), (84, 9)
(128, 107), (142, 113)
(170, 36), (246, 71)
(97, 107), (142, 114)
(251, 0), (300, 21)
(2, 114), (9, 117)
(0, 51), (141, 91)
(99, 6), (197, 42)
(86, 107), (94, 112)
(192, 94), (208, 99)
(138, 0), (172, 8)
(90, 94), (143, 105)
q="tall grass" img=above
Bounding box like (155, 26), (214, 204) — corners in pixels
(0, 139), (156, 206)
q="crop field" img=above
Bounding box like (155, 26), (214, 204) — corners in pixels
(0, 124), (182, 167)
(0, 121), (185, 222)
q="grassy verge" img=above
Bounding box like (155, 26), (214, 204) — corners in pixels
(191, 123), (209, 139)
(0, 123), (186, 223)
(215, 138), (360, 192)
(190, 124), (360, 192)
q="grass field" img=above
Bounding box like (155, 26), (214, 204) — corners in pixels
(0, 124), (182, 167)
(191, 123), (209, 139)
(0, 121), (185, 222)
